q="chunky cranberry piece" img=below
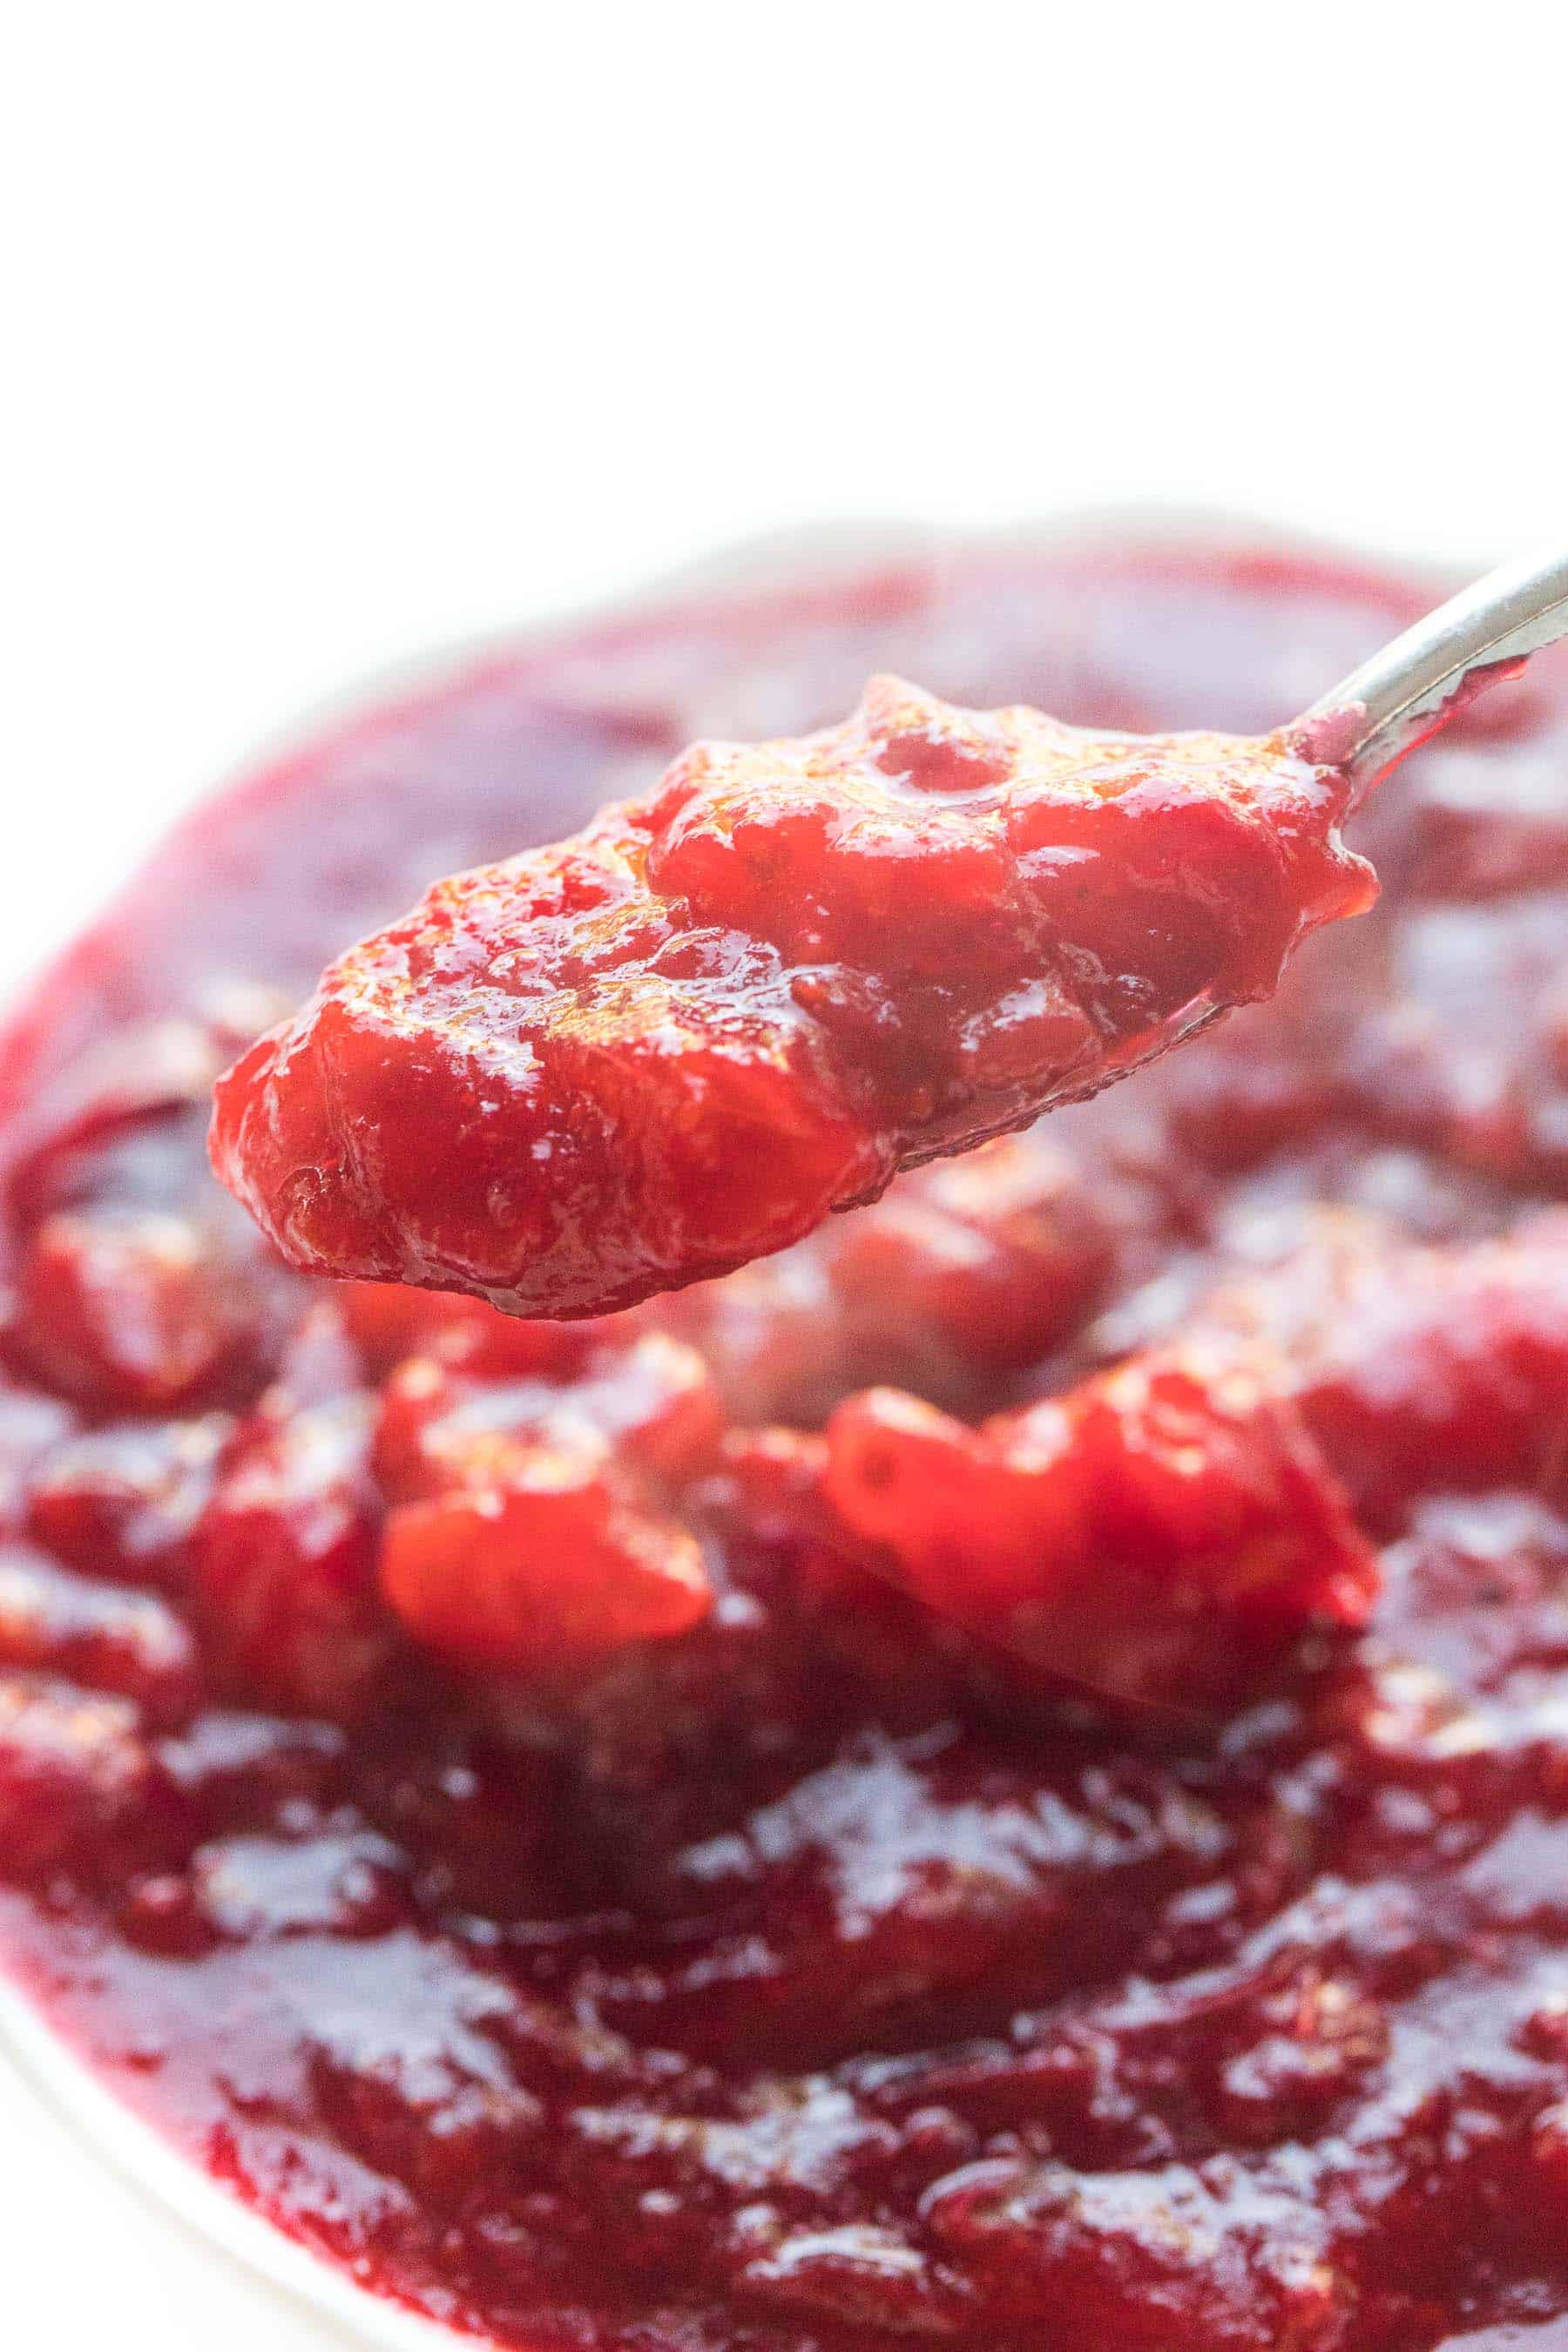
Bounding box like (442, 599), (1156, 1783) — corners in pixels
(193, 1389), (389, 1718)
(371, 1315), (720, 1677)
(379, 1456), (712, 1676)
(210, 678), (1374, 1317)
(375, 1319), (721, 1501)
(0, 1544), (199, 1725)
(0, 1673), (180, 1880)
(825, 1134), (1120, 1380)
(12, 1208), (261, 1411)
(1210, 1210), (1568, 1528)
(27, 1416), (229, 1586)
(825, 1343), (1377, 1715)
(666, 1135), (1136, 1425)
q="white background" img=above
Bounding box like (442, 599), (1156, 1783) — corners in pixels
(2, 5), (1565, 2343)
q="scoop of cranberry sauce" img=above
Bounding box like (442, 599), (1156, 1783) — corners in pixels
(208, 674), (1375, 1323)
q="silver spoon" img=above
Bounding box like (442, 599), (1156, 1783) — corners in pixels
(1289, 544), (1568, 797)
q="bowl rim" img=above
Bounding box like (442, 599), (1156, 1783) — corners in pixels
(0, 1970), (488, 2349)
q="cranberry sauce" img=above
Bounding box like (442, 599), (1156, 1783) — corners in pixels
(1, 531), (1567, 2351)
(209, 677), (1370, 1319)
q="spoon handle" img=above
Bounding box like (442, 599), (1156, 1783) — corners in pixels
(1292, 545), (1568, 798)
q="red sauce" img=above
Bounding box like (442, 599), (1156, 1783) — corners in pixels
(209, 677), (1373, 1318)
(3, 530), (1568, 2351)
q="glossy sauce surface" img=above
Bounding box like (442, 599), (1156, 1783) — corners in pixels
(210, 677), (1371, 1318)
(3, 532), (1568, 2350)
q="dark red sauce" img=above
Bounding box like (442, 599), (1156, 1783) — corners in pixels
(3, 529), (1568, 2350)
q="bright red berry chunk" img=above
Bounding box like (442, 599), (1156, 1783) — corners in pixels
(375, 1321), (721, 1503)
(824, 1134), (1121, 1381)
(378, 1455), (712, 1677)
(27, 1416), (230, 1587)
(824, 1343), (1378, 1716)
(210, 679), (1374, 1318)
(193, 1392), (389, 1718)
(0, 1673), (176, 1881)
(13, 1209), (261, 1411)
(374, 1317), (720, 1676)
(0, 1544), (199, 1726)
(1202, 1209), (1568, 1529)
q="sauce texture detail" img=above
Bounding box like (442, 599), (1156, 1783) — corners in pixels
(210, 677), (1374, 1317)
(1, 535), (1567, 2351)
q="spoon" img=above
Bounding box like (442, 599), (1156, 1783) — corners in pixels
(1290, 544), (1568, 796)
(211, 537), (1568, 1328)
